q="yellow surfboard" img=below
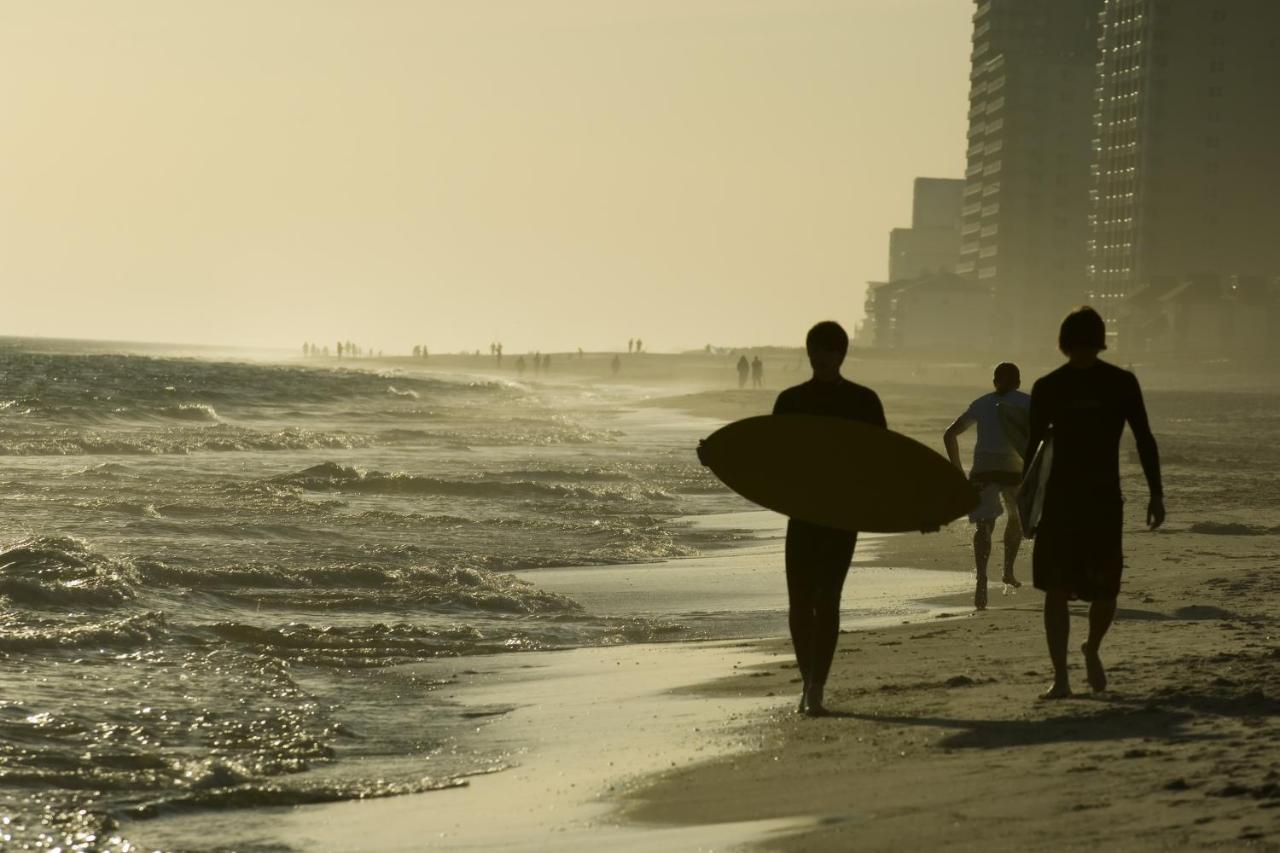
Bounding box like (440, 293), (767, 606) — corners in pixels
(700, 415), (977, 533)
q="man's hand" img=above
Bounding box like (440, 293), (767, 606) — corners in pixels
(1147, 495), (1166, 530)
(696, 440), (709, 466)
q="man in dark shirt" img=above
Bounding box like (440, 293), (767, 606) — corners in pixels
(1024, 307), (1164, 699)
(772, 321), (886, 715)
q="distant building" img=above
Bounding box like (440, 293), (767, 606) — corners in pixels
(863, 273), (993, 351)
(959, 0), (1103, 352)
(1118, 274), (1280, 362)
(1089, 0), (1280, 351)
(888, 177), (964, 283)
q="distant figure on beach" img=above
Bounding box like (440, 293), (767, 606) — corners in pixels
(516, 355), (526, 378)
(635, 338), (643, 353)
(944, 362), (1030, 609)
(703, 321), (885, 717)
(1025, 307), (1164, 700)
(736, 355), (750, 389)
(628, 338), (634, 354)
(610, 354), (621, 376)
(751, 356), (764, 389)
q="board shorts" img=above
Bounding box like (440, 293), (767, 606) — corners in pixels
(1032, 486), (1124, 602)
(969, 469), (1021, 525)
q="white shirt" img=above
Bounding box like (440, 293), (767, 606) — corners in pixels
(955, 390), (1031, 474)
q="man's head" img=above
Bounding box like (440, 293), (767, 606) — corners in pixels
(805, 321), (848, 378)
(1058, 306), (1107, 356)
(992, 362), (1020, 394)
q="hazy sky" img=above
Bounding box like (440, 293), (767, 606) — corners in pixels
(2, 1), (970, 353)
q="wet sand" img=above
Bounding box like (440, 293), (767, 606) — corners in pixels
(619, 387), (1280, 851)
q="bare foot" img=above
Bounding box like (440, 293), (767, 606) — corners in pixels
(1082, 643), (1107, 693)
(1001, 574), (1022, 588)
(796, 687), (808, 715)
(803, 684), (828, 717)
(1039, 681), (1073, 700)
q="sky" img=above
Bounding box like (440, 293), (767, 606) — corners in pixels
(1, 0), (972, 354)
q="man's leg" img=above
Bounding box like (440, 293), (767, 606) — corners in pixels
(1082, 597), (1117, 692)
(1000, 486), (1023, 587)
(1042, 588), (1072, 698)
(973, 520), (993, 609)
(804, 533), (855, 715)
(784, 527), (817, 710)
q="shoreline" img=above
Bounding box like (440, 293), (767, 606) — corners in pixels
(121, 386), (1280, 851)
(123, 506), (978, 851)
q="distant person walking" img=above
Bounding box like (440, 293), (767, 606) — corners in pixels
(515, 355), (526, 378)
(751, 356), (764, 389)
(610, 354), (621, 376)
(736, 355), (750, 389)
(703, 321), (886, 716)
(635, 338), (643, 353)
(1025, 307), (1164, 699)
(944, 362), (1031, 609)
(628, 338), (634, 354)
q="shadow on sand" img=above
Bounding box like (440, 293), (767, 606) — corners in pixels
(837, 683), (1277, 750)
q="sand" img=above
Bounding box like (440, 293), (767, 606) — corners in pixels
(618, 385), (1280, 851)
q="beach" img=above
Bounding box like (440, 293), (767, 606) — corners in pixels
(2, 343), (1277, 851)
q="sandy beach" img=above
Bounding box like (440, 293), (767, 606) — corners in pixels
(616, 386), (1280, 851)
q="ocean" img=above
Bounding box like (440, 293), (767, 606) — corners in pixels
(0, 339), (746, 850)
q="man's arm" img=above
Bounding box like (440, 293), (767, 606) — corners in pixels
(1124, 373), (1165, 529)
(943, 413), (973, 472)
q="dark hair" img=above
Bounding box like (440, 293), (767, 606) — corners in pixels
(1058, 306), (1107, 353)
(805, 321), (849, 354)
(993, 362), (1020, 385)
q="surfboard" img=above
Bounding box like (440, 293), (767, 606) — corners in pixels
(1017, 432), (1053, 537)
(700, 414), (977, 533)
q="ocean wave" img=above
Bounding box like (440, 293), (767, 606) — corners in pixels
(159, 403), (220, 422)
(0, 425), (377, 456)
(272, 461), (669, 502)
(0, 611), (167, 652)
(126, 774), (470, 819)
(0, 535), (139, 608)
(385, 386), (420, 400)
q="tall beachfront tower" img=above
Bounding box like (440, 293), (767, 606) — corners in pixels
(1089, 0), (1280, 336)
(959, 0), (1103, 352)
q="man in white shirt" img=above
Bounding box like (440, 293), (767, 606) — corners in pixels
(944, 362), (1031, 609)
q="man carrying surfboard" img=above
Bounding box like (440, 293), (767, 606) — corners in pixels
(1025, 307), (1164, 699)
(732, 321), (886, 716)
(943, 362), (1031, 610)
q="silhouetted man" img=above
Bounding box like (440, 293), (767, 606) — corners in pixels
(751, 355), (764, 388)
(703, 321), (885, 716)
(944, 362), (1030, 609)
(736, 355), (750, 389)
(1025, 307), (1164, 699)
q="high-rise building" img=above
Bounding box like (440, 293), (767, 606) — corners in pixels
(959, 0), (1103, 352)
(888, 177), (964, 283)
(1089, 0), (1280, 347)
